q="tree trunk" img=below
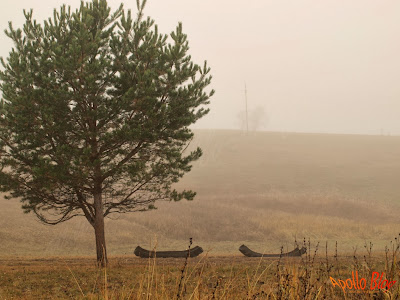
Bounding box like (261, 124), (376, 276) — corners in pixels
(94, 192), (107, 267)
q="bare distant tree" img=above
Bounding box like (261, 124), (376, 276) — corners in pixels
(237, 106), (268, 131)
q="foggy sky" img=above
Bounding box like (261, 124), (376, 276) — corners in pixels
(1, 0), (399, 135)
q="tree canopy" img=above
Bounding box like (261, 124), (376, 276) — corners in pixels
(0, 0), (213, 266)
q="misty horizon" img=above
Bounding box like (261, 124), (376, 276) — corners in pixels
(1, 0), (399, 135)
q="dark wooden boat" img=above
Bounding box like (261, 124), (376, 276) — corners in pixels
(134, 245), (204, 258)
(239, 245), (307, 257)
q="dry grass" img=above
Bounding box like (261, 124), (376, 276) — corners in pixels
(0, 236), (399, 299)
(1, 130), (400, 257)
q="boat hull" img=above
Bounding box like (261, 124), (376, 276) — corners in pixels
(134, 245), (204, 258)
(239, 245), (306, 257)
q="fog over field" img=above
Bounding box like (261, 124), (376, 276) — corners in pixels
(0, 1), (399, 258)
(1, 0), (400, 134)
(1, 130), (399, 256)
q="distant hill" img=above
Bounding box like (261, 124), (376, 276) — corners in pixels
(1, 130), (399, 256)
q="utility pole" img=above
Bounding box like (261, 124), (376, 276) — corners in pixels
(245, 82), (249, 134)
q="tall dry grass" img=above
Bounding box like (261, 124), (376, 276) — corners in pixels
(113, 236), (400, 299)
(2, 236), (397, 299)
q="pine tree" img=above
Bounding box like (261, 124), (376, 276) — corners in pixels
(0, 0), (213, 267)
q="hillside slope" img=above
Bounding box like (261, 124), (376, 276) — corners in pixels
(1, 130), (399, 256)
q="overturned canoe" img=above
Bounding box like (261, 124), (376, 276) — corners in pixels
(239, 245), (307, 258)
(134, 245), (204, 258)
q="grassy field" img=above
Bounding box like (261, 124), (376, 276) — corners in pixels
(0, 240), (399, 299)
(1, 129), (400, 298)
(0, 130), (399, 256)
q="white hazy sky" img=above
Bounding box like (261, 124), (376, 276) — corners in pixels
(1, 0), (400, 135)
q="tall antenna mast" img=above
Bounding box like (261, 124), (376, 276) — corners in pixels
(245, 82), (249, 133)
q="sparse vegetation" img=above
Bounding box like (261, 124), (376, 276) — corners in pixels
(0, 236), (399, 299)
